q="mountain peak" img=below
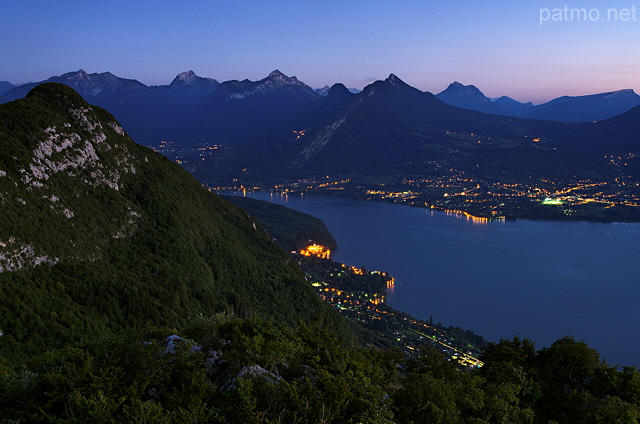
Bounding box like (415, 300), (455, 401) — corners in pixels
(438, 81), (488, 101)
(386, 73), (410, 88)
(176, 70), (198, 82)
(261, 70), (311, 91)
(268, 69), (285, 78)
(171, 70), (203, 85)
(64, 69), (92, 82)
(168, 71), (219, 94)
(324, 83), (354, 103)
(315, 85), (331, 96)
(328, 83), (350, 95)
(445, 81), (481, 94)
(387, 73), (400, 83)
(436, 81), (502, 114)
(265, 69), (304, 86)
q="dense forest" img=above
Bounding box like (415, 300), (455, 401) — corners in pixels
(1, 316), (638, 423)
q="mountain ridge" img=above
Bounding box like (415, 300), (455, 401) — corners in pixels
(436, 80), (640, 122)
(190, 72), (625, 187)
(3, 70), (639, 149)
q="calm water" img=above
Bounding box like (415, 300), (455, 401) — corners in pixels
(230, 192), (640, 367)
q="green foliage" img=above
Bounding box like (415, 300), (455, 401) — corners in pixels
(481, 336), (640, 423)
(1, 319), (639, 423)
(0, 83), (353, 364)
(0, 318), (396, 423)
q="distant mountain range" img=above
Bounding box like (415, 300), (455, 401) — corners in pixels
(189, 73), (640, 186)
(0, 69), (224, 146)
(436, 81), (640, 122)
(0, 69), (340, 147)
(2, 70), (638, 152)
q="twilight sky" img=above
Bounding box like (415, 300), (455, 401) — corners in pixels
(2, 0), (639, 103)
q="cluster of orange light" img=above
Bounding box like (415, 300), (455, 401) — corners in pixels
(320, 287), (385, 306)
(350, 266), (365, 275)
(299, 244), (331, 259)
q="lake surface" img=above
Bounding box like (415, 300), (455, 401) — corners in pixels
(229, 192), (640, 367)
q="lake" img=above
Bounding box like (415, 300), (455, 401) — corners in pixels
(229, 192), (640, 367)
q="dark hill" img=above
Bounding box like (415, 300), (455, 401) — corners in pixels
(0, 83), (351, 361)
(530, 89), (640, 122)
(492, 96), (534, 117)
(221, 194), (337, 252)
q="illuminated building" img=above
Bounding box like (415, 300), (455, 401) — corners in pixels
(299, 244), (331, 259)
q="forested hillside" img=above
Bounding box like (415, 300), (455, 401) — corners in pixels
(0, 83), (352, 362)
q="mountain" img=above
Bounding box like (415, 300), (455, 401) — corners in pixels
(290, 74), (578, 177)
(190, 74), (621, 185)
(0, 69), (329, 148)
(97, 70), (221, 145)
(0, 81), (15, 96)
(0, 70), (224, 146)
(563, 104), (640, 156)
(0, 69), (147, 102)
(315, 85), (332, 96)
(0, 82), (351, 360)
(492, 96), (534, 117)
(212, 69), (315, 101)
(316, 85), (362, 96)
(529, 89), (640, 122)
(166, 70), (220, 95)
(192, 82), (356, 182)
(436, 81), (640, 122)
(191, 70), (323, 146)
(436, 81), (504, 115)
